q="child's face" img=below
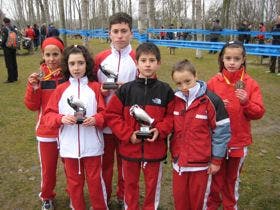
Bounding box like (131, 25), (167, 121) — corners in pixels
(68, 53), (86, 79)
(172, 70), (197, 95)
(137, 53), (160, 78)
(222, 48), (245, 72)
(42, 45), (62, 70)
(109, 22), (132, 50)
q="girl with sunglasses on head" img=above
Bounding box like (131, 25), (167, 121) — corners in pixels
(206, 41), (265, 210)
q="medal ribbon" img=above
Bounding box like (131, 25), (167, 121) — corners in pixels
(41, 66), (61, 80)
(223, 68), (244, 86)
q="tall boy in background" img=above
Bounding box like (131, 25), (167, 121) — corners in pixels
(93, 12), (137, 206)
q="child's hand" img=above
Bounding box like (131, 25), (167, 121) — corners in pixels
(130, 131), (142, 144)
(82, 117), (96, 126)
(28, 73), (40, 89)
(61, 115), (76, 125)
(235, 89), (248, 104)
(100, 86), (110, 97)
(207, 163), (221, 175)
(223, 99), (230, 108)
(145, 128), (159, 142)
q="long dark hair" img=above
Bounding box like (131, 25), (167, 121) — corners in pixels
(218, 41), (246, 72)
(61, 45), (95, 81)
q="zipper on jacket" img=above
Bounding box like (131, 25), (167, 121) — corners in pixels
(141, 77), (149, 165)
(77, 79), (81, 174)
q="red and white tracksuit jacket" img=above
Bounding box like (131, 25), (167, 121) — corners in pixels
(24, 63), (64, 201)
(106, 77), (174, 210)
(44, 76), (108, 210)
(94, 44), (137, 201)
(206, 68), (265, 210)
(171, 80), (231, 210)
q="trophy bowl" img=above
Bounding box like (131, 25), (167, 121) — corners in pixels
(99, 65), (118, 90)
(130, 105), (154, 139)
(67, 96), (86, 124)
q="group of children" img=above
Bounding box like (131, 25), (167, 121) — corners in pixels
(24, 12), (265, 210)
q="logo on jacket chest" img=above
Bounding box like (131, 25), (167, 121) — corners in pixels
(152, 98), (162, 105)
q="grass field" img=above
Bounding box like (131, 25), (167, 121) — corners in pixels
(0, 38), (279, 210)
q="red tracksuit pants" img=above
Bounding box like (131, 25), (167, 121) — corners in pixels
(63, 156), (108, 210)
(38, 141), (58, 201)
(122, 160), (163, 210)
(102, 134), (124, 201)
(206, 157), (246, 210)
(173, 169), (210, 210)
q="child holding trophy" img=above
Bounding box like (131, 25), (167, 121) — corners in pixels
(170, 59), (231, 210)
(24, 37), (64, 210)
(206, 41), (265, 209)
(44, 45), (107, 210)
(106, 42), (174, 209)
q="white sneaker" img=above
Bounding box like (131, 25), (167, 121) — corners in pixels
(42, 200), (54, 210)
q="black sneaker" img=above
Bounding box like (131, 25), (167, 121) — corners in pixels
(42, 200), (54, 210)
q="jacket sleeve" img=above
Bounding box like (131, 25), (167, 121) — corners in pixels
(154, 88), (175, 140)
(241, 81), (265, 120)
(207, 90), (231, 165)
(24, 83), (42, 111)
(105, 94), (134, 143)
(44, 89), (63, 129)
(92, 83), (106, 129)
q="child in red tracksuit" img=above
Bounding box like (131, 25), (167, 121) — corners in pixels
(24, 37), (64, 210)
(106, 42), (174, 210)
(170, 59), (231, 210)
(44, 45), (108, 210)
(206, 41), (265, 210)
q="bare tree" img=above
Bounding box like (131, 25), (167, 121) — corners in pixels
(195, 0), (203, 58)
(81, 0), (89, 46)
(138, 0), (148, 34)
(147, 0), (156, 29)
(58, 0), (67, 46)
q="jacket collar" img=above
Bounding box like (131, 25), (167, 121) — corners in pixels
(111, 44), (132, 57)
(175, 80), (207, 102)
(69, 76), (88, 85)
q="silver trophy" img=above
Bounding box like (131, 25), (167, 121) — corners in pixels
(99, 65), (118, 89)
(67, 96), (86, 124)
(130, 105), (154, 139)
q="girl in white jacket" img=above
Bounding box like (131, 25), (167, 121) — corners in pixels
(45, 45), (108, 210)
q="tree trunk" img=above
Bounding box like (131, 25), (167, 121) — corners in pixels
(147, 0), (156, 29)
(138, 0), (147, 35)
(58, 0), (67, 46)
(81, 0), (89, 47)
(195, 0), (203, 58)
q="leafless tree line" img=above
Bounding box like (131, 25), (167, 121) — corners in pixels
(1, 0), (279, 31)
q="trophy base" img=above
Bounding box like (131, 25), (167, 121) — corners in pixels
(76, 119), (84, 124)
(103, 82), (118, 90)
(136, 131), (153, 139)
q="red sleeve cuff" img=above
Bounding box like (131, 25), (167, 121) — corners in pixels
(211, 158), (223, 166)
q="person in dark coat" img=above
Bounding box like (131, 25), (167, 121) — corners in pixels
(1, 17), (18, 83)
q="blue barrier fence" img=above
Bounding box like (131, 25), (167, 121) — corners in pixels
(59, 28), (280, 56)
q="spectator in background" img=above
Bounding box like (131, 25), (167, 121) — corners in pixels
(166, 23), (175, 55)
(159, 25), (166, 40)
(257, 22), (266, 44)
(47, 23), (60, 37)
(33, 24), (40, 51)
(237, 20), (251, 44)
(40, 23), (47, 44)
(269, 16), (280, 75)
(25, 24), (35, 53)
(209, 19), (223, 54)
(1, 17), (18, 83)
